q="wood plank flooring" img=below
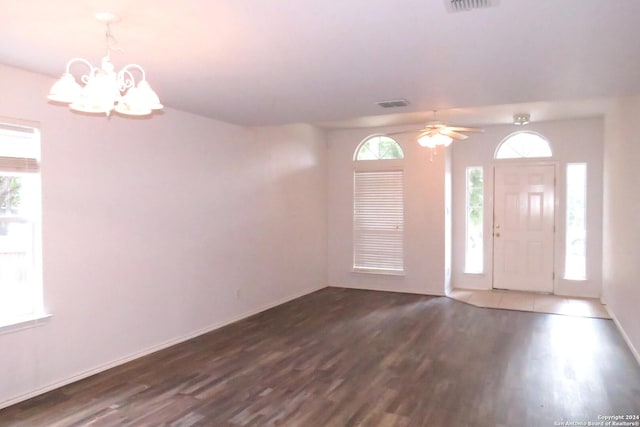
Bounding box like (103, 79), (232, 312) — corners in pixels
(1, 287), (639, 426)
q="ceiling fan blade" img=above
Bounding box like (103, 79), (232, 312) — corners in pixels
(384, 124), (484, 138)
(385, 129), (420, 136)
(440, 129), (469, 140)
(425, 123), (446, 129)
(388, 125), (437, 136)
(418, 130), (439, 138)
(444, 126), (484, 132)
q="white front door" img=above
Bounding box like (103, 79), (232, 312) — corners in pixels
(493, 164), (555, 293)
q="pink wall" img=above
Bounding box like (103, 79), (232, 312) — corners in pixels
(2, 59), (635, 410)
(603, 97), (640, 362)
(326, 127), (447, 295)
(0, 64), (328, 407)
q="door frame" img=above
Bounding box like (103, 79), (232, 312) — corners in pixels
(491, 160), (560, 293)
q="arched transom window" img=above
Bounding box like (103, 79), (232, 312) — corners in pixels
(354, 135), (404, 161)
(495, 131), (552, 159)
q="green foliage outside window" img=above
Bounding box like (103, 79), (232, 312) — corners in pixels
(465, 166), (484, 273)
(0, 176), (21, 235)
(0, 176), (21, 214)
(468, 168), (483, 227)
(356, 136), (404, 160)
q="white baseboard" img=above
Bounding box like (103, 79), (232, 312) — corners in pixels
(328, 283), (444, 297)
(605, 305), (640, 367)
(0, 284), (327, 410)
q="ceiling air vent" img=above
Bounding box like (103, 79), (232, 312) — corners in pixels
(377, 99), (410, 109)
(445, 0), (499, 12)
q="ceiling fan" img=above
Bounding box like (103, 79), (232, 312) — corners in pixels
(388, 111), (484, 148)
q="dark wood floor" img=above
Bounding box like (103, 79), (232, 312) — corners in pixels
(2, 288), (639, 427)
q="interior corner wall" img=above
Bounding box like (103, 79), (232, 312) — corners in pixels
(602, 96), (640, 362)
(327, 127), (446, 296)
(451, 118), (604, 298)
(0, 64), (328, 408)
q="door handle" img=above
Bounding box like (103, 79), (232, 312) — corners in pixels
(495, 232), (500, 237)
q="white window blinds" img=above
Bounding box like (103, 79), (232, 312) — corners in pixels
(0, 123), (40, 174)
(353, 170), (404, 273)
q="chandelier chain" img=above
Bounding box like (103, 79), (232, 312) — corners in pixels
(104, 22), (124, 59)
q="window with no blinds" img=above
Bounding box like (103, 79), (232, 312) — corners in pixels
(353, 170), (404, 274)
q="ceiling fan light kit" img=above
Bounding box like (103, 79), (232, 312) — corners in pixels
(387, 110), (484, 155)
(417, 132), (453, 148)
(47, 12), (163, 118)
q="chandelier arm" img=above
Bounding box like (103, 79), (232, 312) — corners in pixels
(118, 64), (147, 90)
(119, 69), (135, 91)
(119, 64), (146, 80)
(65, 58), (96, 84)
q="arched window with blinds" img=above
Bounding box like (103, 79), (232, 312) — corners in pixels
(352, 135), (404, 275)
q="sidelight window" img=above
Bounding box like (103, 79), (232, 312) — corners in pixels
(565, 163), (587, 280)
(464, 167), (484, 273)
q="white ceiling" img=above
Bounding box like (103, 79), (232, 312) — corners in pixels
(1, 0), (638, 128)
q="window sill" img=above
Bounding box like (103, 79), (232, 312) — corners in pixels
(352, 268), (405, 277)
(0, 313), (52, 336)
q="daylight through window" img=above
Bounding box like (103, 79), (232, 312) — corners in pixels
(354, 135), (404, 160)
(464, 167), (483, 273)
(565, 163), (587, 280)
(0, 121), (43, 327)
(495, 132), (552, 159)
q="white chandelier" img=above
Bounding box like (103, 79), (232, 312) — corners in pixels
(47, 13), (162, 117)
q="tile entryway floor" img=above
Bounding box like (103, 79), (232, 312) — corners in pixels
(448, 288), (610, 319)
